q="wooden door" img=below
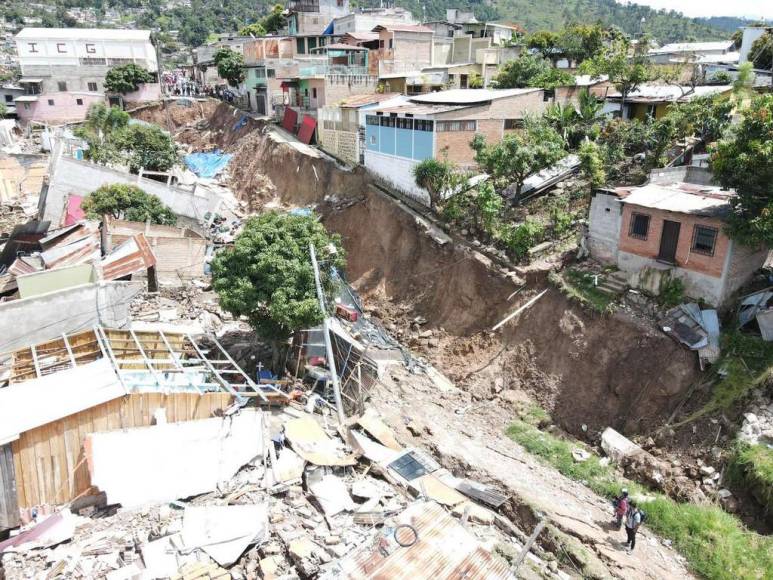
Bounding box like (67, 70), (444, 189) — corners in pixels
(658, 220), (681, 263)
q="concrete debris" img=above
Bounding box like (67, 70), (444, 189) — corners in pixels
(181, 504), (268, 566)
(571, 449), (591, 462)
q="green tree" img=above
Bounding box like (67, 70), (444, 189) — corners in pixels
(113, 124), (179, 173)
(495, 54), (574, 89)
(179, 16), (209, 47)
(260, 4), (286, 34)
(711, 95), (773, 247)
(0, 102), (6, 118)
(82, 184), (177, 225)
(527, 31), (560, 63)
(104, 64), (154, 94)
(559, 24), (604, 66)
(211, 212), (346, 370)
(472, 119), (566, 199)
(578, 140), (606, 194)
(75, 104), (130, 165)
(580, 39), (653, 115)
(239, 22), (267, 37)
(412, 158), (463, 212)
(214, 47), (246, 87)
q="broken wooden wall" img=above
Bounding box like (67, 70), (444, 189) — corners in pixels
(10, 392), (233, 510)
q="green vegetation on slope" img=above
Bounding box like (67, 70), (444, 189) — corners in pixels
(1, 0), (728, 45)
(728, 441), (773, 515)
(507, 407), (773, 580)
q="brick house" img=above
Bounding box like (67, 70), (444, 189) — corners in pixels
(363, 87), (550, 201)
(588, 167), (768, 306)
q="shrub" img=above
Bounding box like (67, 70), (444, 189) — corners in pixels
(82, 183), (177, 225)
(658, 275), (685, 308)
(497, 219), (545, 259)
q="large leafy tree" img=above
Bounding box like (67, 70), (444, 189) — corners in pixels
(412, 158), (464, 212)
(578, 140), (606, 195)
(75, 104), (130, 165)
(495, 54), (574, 89)
(113, 124), (178, 173)
(214, 47), (246, 87)
(472, 119), (566, 199)
(211, 212), (346, 370)
(750, 31), (772, 71)
(559, 24), (604, 66)
(711, 95), (773, 247)
(104, 64), (154, 94)
(82, 184), (177, 225)
(527, 31), (560, 63)
(580, 39), (653, 114)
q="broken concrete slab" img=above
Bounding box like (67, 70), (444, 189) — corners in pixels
(284, 415), (357, 466)
(601, 427), (642, 463)
(85, 410), (263, 507)
(307, 472), (356, 517)
(357, 408), (402, 450)
(181, 504), (268, 567)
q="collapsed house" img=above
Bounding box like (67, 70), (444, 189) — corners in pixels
(0, 327), (285, 530)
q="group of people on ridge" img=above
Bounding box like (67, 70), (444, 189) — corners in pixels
(612, 489), (645, 554)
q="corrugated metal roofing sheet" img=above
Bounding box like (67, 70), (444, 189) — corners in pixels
(617, 182), (734, 217)
(409, 88), (539, 105)
(335, 502), (513, 579)
(100, 233), (156, 281)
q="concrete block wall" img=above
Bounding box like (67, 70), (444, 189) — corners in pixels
(0, 281), (141, 353)
(721, 242), (769, 303)
(319, 127), (358, 165)
(364, 149), (428, 205)
(587, 192), (622, 263)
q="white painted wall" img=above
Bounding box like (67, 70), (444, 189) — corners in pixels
(364, 149), (429, 205)
(587, 192), (622, 263)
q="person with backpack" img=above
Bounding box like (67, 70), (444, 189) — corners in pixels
(624, 500), (645, 554)
(612, 488), (629, 529)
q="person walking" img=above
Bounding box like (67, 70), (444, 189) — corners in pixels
(612, 488), (629, 530)
(624, 500), (642, 554)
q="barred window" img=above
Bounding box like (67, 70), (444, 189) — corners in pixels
(80, 57), (107, 65)
(629, 213), (650, 240)
(504, 118), (524, 130)
(267, 69), (275, 78)
(379, 116), (395, 127)
(108, 58), (134, 66)
(692, 225), (718, 256)
(414, 119), (434, 132)
(396, 117), (413, 129)
(436, 120), (476, 132)
(366, 115), (379, 126)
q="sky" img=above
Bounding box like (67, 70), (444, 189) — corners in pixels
(624, 0), (773, 19)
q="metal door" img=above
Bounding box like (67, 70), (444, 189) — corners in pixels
(658, 220), (681, 263)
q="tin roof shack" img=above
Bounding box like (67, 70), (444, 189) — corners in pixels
(317, 92), (401, 165)
(647, 41), (735, 65)
(363, 88), (546, 202)
(588, 167), (768, 306)
(603, 83), (733, 121)
(0, 327), (281, 528)
(102, 216), (208, 285)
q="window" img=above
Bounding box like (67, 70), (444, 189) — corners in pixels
(108, 58), (133, 66)
(57, 43), (67, 53)
(28, 42), (38, 53)
(436, 120), (476, 132)
(4, 95), (12, 103)
(85, 43), (96, 54)
(57, 81), (67, 92)
(396, 117), (413, 129)
(504, 118), (524, 130)
(307, 37), (317, 51)
(692, 225), (718, 256)
(76, 98), (84, 105)
(88, 82), (98, 92)
(379, 39), (385, 49)
(629, 213), (650, 240)
(312, 87), (317, 99)
(80, 57), (107, 65)
(267, 69), (275, 78)
(370, 135), (376, 144)
(337, 0), (344, 5)
(379, 116), (395, 127)
(47, 99), (55, 106)
(366, 115), (379, 126)
(543, 89), (555, 101)
(414, 119), (434, 131)
(388, 38), (393, 49)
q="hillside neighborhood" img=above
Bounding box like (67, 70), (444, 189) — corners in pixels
(0, 1), (772, 579)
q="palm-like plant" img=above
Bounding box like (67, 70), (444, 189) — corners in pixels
(543, 102), (579, 146)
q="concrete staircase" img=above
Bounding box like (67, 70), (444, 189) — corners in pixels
(596, 270), (629, 296)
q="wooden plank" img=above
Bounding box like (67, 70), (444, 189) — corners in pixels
(16, 434), (38, 508)
(11, 440), (26, 510)
(49, 420), (67, 504)
(0, 444), (21, 529)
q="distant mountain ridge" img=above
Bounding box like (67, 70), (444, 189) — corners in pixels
(1, 0), (734, 46)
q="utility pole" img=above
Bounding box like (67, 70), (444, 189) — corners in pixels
(309, 243), (346, 424)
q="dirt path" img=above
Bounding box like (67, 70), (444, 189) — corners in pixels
(370, 366), (693, 580)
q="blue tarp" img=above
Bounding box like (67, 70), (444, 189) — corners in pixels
(184, 150), (233, 178)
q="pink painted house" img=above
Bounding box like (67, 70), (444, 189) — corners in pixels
(15, 92), (105, 124)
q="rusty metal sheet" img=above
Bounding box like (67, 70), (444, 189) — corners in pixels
(338, 501), (513, 580)
(39, 233), (101, 269)
(281, 107), (298, 133)
(296, 115), (316, 145)
(100, 234), (156, 281)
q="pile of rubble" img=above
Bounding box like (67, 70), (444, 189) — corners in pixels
(739, 389), (773, 447)
(0, 402), (556, 580)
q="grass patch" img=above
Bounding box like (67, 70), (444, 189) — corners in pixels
(680, 332), (773, 424)
(549, 269), (615, 314)
(506, 417), (773, 580)
(727, 441), (773, 514)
